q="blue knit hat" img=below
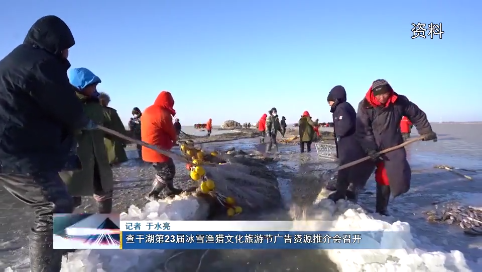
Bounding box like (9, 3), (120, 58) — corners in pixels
(68, 67), (101, 91)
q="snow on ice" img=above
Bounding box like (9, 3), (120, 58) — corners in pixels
(52, 193), (478, 272)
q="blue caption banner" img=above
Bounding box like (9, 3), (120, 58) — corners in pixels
(121, 231), (402, 250)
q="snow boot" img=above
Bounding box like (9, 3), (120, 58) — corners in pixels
(97, 198), (113, 214)
(375, 183), (391, 216)
(29, 230), (62, 272)
(165, 181), (183, 197)
(147, 177), (167, 200)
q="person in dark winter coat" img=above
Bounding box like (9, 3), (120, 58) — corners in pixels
(0, 15), (96, 272)
(325, 86), (375, 203)
(265, 107), (282, 153)
(298, 111), (316, 152)
(174, 118), (182, 136)
(280, 116), (287, 137)
(129, 107), (142, 159)
(357, 79), (437, 215)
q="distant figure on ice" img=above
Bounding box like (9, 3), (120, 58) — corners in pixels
(129, 107), (143, 159)
(174, 118), (181, 136)
(206, 118), (213, 136)
(313, 119), (321, 139)
(63, 68), (114, 215)
(400, 116), (413, 141)
(258, 113), (267, 143)
(99, 92), (128, 166)
(298, 111), (316, 152)
(247, 122), (251, 128)
(0, 15), (96, 272)
(325, 86), (374, 203)
(280, 116), (287, 137)
(266, 107), (282, 153)
(357, 79), (437, 215)
(142, 91), (182, 199)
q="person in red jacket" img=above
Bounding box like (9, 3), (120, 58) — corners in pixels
(206, 118), (212, 136)
(258, 113), (267, 143)
(141, 91), (182, 200)
(400, 116), (413, 141)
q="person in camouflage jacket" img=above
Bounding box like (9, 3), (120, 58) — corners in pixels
(129, 107), (142, 159)
(265, 107), (282, 152)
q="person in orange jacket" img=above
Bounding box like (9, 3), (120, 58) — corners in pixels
(258, 113), (267, 143)
(206, 118), (212, 136)
(141, 91), (182, 200)
(400, 116), (413, 141)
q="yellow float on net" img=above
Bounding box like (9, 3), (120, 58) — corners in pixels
(225, 196), (235, 205)
(180, 144), (186, 152)
(200, 181), (210, 193)
(204, 179), (215, 190)
(196, 151), (204, 161)
(194, 166), (205, 176)
(211, 151), (218, 156)
(190, 171), (201, 181)
(227, 208), (235, 217)
(192, 159), (200, 165)
(234, 206), (242, 214)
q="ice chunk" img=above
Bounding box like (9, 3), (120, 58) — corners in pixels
(7, 186), (479, 271)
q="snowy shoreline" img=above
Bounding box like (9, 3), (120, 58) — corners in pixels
(56, 194), (475, 272)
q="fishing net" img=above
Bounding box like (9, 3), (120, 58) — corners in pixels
(314, 143), (337, 160)
(179, 142), (282, 216)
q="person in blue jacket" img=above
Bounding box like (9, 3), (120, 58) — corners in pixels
(326, 85), (375, 203)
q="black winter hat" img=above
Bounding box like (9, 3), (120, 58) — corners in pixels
(269, 107), (277, 114)
(372, 79), (393, 96)
(132, 107), (141, 114)
(327, 93), (334, 102)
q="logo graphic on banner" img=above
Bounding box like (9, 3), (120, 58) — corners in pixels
(53, 213), (121, 249)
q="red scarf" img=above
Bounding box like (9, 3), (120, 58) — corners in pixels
(365, 87), (398, 108)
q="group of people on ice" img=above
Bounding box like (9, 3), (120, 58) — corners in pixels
(257, 110), (322, 153)
(0, 15), (190, 272)
(256, 108), (288, 152)
(255, 83), (436, 217)
(0, 15), (436, 272)
(325, 82), (436, 216)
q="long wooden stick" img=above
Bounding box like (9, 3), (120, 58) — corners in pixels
(97, 125), (188, 163)
(335, 136), (425, 172)
(439, 166), (473, 180)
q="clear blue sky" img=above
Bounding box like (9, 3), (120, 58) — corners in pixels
(1, 1), (481, 125)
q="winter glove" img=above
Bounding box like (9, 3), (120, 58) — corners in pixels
(422, 131), (437, 142)
(367, 150), (383, 162)
(82, 119), (98, 130)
